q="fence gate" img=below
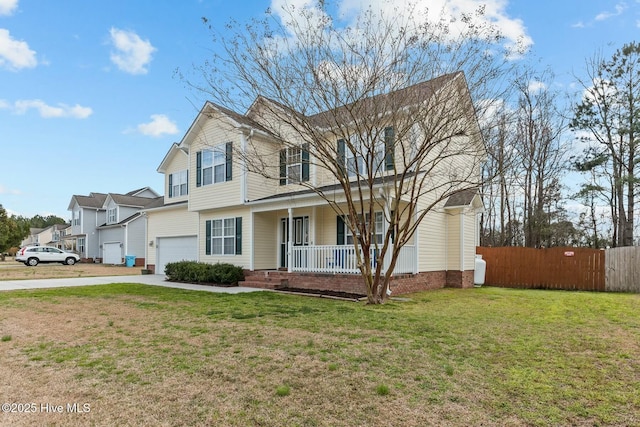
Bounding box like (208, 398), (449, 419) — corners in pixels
(605, 247), (640, 293)
(476, 247), (605, 291)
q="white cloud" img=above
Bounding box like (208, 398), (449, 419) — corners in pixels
(9, 99), (93, 118)
(272, 0), (533, 57)
(0, 184), (21, 195)
(0, 28), (37, 71)
(595, 2), (627, 21)
(136, 114), (179, 137)
(0, 0), (17, 16)
(109, 27), (156, 75)
(528, 80), (547, 93)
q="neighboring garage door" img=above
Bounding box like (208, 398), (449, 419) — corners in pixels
(157, 236), (197, 274)
(103, 242), (122, 265)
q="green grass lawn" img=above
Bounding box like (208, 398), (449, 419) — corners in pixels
(0, 284), (638, 426)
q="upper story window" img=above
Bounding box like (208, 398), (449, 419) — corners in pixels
(169, 170), (188, 198)
(107, 207), (117, 224)
(196, 142), (232, 187)
(279, 144), (309, 185)
(338, 127), (395, 177)
(72, 209), (81, 226)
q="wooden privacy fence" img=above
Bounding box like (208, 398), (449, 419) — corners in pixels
(476, 247), (606, 291)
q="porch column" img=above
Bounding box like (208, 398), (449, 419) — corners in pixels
(249, 211), (254, 271)
(459, 208), (465, 271)
(287, 208), (293, 273)
(383, 195), (391, 275)
(413, 209), (419, 274)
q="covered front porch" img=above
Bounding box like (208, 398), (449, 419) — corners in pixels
(290, 244), (416, 274)
(249, 199), (417, 276)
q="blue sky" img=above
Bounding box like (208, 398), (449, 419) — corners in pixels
(0, 0), (638, 220)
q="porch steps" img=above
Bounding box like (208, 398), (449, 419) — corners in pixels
(240, 270), (289, 290)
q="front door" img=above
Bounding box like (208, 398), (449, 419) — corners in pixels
(279, 216), (309, 268)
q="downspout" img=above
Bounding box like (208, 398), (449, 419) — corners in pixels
(122, 223), (128, 261)
(241, 131), (249, 204)
(250, 209), (254, 271)
(413, 208), (419, 274)
(243, 131), (252, 271)
(444, 209), (448, 273)
(142, 212), (148, 269)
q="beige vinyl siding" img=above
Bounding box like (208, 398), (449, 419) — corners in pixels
(446, 209), (463, 271)
(463, 209), (479, 271)
(444, 207), (479, 272)
(146, 206), (199, 266)
(252, 211), (278, 269)
(314, 205), (336, 246)
(199, 207), (250, 268)
(244, 136), (281, 201)
(417, 207), (447, 272)
(189, 133), (242, 212)
(164, 150), (189, 205)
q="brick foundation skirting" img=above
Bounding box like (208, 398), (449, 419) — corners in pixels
(242, 269), (475, 295)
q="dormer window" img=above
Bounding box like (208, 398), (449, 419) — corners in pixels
(107, 207), (117, 224)
(169, 170), (188, 197)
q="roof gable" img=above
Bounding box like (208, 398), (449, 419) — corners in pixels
(180, 101), (273, 147)
(157, 142), (188, 173)
(68, 192), (107, 210)
(103, 194), (163, 209)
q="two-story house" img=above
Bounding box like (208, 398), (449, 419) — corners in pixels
(66, 188), (161, 264)
(145, 72), (484, 295)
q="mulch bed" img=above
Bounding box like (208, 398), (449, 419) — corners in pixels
(165, 279), (239, 288)
(274, 286), (366, 301)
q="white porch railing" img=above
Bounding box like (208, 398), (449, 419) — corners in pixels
(290, 244), (416, 275)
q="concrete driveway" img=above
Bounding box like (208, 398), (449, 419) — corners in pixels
(0, 274), (263, 294)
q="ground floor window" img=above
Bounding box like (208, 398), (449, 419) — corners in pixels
(339, 212), (384, 245)
(77, 237), (85, 255)
(205, 217), (242, 255)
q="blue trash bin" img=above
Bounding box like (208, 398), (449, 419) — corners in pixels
(125, 255), (136, 267)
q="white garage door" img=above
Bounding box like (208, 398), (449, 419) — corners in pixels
(157, 236), (198, 274)
(103, 242), (122, 265)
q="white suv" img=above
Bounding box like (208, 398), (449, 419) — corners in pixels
(16, 246), (80, 266)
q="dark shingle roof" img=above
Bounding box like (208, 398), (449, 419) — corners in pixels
(72, 193), (107, 208)
(307, 72), (461, 129)
(444, 188), (479, 208)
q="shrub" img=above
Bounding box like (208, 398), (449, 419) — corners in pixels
(164, 261), (244, 285)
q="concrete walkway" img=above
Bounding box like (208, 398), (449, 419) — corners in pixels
(0, 274), (263, 294)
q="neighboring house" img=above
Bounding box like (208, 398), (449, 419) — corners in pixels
(35, 223), (71, 249)
(146, 72), (484, 294)
(66, 188), (161, 264)
(20, 228), (44, 248)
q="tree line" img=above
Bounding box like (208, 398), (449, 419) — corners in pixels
(0, 204), (67, 252)
(481, 42), (640, 249)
